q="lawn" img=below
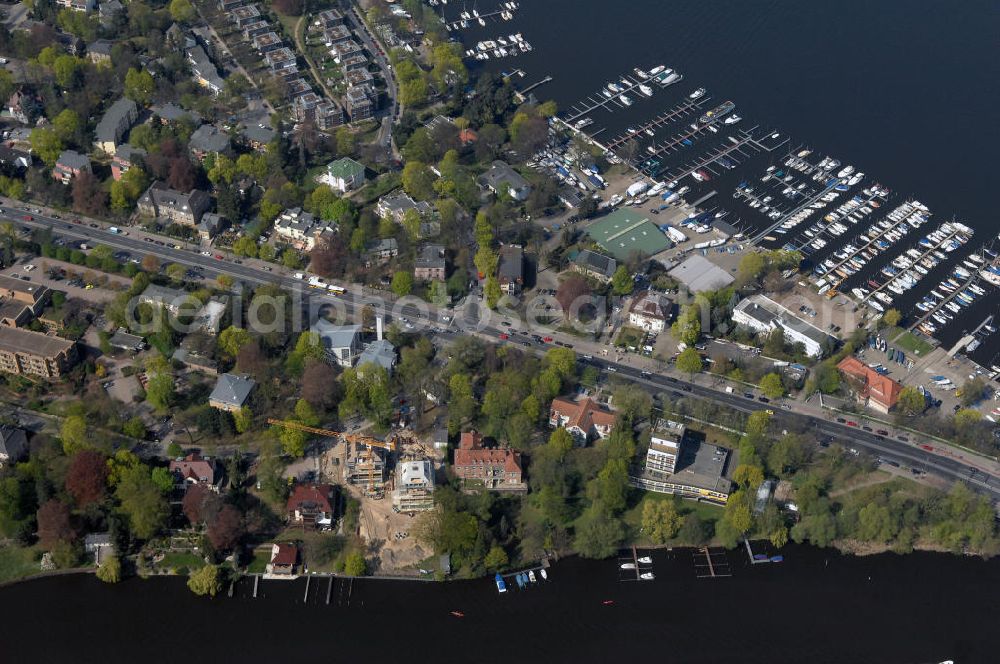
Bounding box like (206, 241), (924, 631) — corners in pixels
(157, 551), (205, 573)
(615, 326), (645, 349)
(623, 492), (724, 545)
(886, 327), (934, 356)
(0, 546), (39, 584)
(247, 548), (272, 574)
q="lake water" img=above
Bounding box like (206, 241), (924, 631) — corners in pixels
(452, 0), (1000, 364)
(2, 544), (998, 663)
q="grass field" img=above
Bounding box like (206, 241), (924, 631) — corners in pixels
(0, 546), (39, 584)
(158, 552), (205, 573)
(887, 327), (934, 356)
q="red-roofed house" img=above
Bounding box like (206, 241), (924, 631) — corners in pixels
(168, 453), (220, 492)
(452, 431), (524, 490)
(286, 484), (335, 528)
(837, 356), (903, 414)
(459, 128), (477, 145)
(266, 542), (297, 575)
(549, 397), (616, 446)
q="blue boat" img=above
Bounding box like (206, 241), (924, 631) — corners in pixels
(495, 573), (507, 593)
(515, 573), (525, 589)
(753, 554), (769, 561)
(681, 138), (693, 146)
(770, 555), (784, 563)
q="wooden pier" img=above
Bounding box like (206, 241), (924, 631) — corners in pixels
(694, 547), (732, 578)
(519, 75), (552, 95)
(654, 127), (772, 180)
(303, 575), (311, 602)
(253, 574), (259, 598)
(603, 98), (708, 149)
(325, 576), (333, 605)
(564, 75), (666, 124)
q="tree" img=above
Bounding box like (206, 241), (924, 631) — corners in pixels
(218, 326), (252, 358)
(882, 308), (902, 328)
(278, 422), (307, 457)
(896, 386), (925, 417)
(556, 275), (590, 315)
(60, 415), (89, 455)
(37, 499), (74, 549)
(671, 307), (701, 346)
(574, 503), (625, 558)
(391, 270), (413, 297)
(959, 377), (989, 407)
(344, 551), (367, 576)
(483, 544), (509, 571)
(206, 504), (243, 552)
(187, 564), (222, 597)
(124, 68), (155, 105)
(96, 554), (122, 583)
(484, 276), (501, 309)
(52, 108), (80, 143)
(401, 161), (436, 201)
(641, 499), (682, 544)
(168, 0), (195, 22)
(65, 450), (108, 507)
(676, 347), (703, 376)
(547, 427), (574, 461)
(759, 373), (785, 399)
(30, 127), (64, 168)
(123, 417), (146, 439)
(145, 371), (175, 412)
(302, 361), (339, 410)
(611, 265), (634, 296)
(115, 465), (170, 539)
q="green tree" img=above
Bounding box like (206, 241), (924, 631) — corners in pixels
(483, 544), (509, 571)
(218, 326), (252, 357)
(187, 564), (222, 597)
(124, 68), (155, 105)
(401, 161), (436, 201)
(52, 109), (80, 143)
(168, 0), (195, 22)
(675, 347), (703, 376)
(343, 552), (367, 576)
(60, 415), (89, 454)
(641, 499), (682, 544)
(233, 407), (253, 434)
(96, 554), (122, 583)
(896, 386), (925, 417)
(123, 416), (146, 439)
(547, 427), (574, 461)
(610, 265), (634, 296)
(391, 270), (413, 297)
(574, 502), (625, 558)
(145, 372), (175, 413)
(278, 422), (307, 457)
(115, 464), (170, 539)
(484, 276), (501, 309)
(882, 308), (902, 328)
(671, 307), (701, 346)
(759, 373), (785, 399)
(29, 128), (64, 168)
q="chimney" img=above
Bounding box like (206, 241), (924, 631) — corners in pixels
(376, 315), (384, 341)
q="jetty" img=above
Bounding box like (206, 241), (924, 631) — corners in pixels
(694, 547), (732, 578)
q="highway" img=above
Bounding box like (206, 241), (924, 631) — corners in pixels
(8, 206), (1000, 501)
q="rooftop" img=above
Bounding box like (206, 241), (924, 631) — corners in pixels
(586, 208), (671, 261)
(573, 249), (617, 279)
(668, 254), (736, 292)
(209, 373), (256, 408)
(94, 97), (137, 143)
(358, 339), (396, 373)
(0, 327), (74, 357)
(415, 244), (445, 269)
(325, 157), (365, 179)
(313, 319), (361, 350)
(189, 124), (230, 154)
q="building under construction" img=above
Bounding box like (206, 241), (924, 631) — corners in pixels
(344, 442), (387, 498)
(392, 459), (435, 512)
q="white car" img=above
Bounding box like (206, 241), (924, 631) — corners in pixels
(201, 251), (212, 256)
(22, 264), (35, 271)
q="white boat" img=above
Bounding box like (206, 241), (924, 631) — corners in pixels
(638, 84), (654, 97)
(633, 67), (648, 79)
(620, 563), (636, 570)
(648, 65), (666, 75)
(723, 114), (741, 125)
(618, 95), (633, 106)
(637, 556), (652, 564)
(540, 568), (548, 580)
(837, 165), (855, 178)
(528, 570), (536, 583)
(640, 572), (655, 580)
(689, 87), (706, 99)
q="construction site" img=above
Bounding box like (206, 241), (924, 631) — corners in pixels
(270, 418), (446, 573)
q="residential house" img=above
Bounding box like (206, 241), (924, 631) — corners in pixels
(197, 212), (227, 240)
(108, 328), (145, 352)
(240, 123), (275, 151)
(627, 290), (672, 333)
(6, 88), (40, 125)
(227, 4), (260, 26)
(188, 123), (231, 161)
(137, 182), (212, 226)
(393, 459), (435, 512)
(732, 294), (835, 358)
(341, 54), (368, 73)
(187, 45), (224, 96)
(498, 244), (524, 295)
(0, 273), (50, 316)
(286, 484), (335, 528)
(274, 207), (331, 251)
(313, 320), (362, 368)
(345, 85), (374, 121)
(316, 8), (344, 27)
(240, 19), (270, 40)
(478, 160), (531, 201)
(344, 68), (374, 88)
(55, 0), (95, 12)
(264, 47), (297, 75)
(138, 283), (192, 315)
(573, 249), (617, 282)
(110, 144), (146, 181)
(644, 419), (686, 478)
(208, 373), (256, 412)
(93, 97), (138, 156)
(357, 339), (396, 375)
(365, 238), (398, 262)
(51, 150), (91, 184)
(837, 356), (904, 414)
(452, 431), (524, 490)
(548, 397), (616, 446)
(414, 244), (446, 281)
(251, 32), (283, 54)
(324, 24), (352, 45)
(319, 157), (366, 193)
(314, 100), (345, 130)
(218, 0), (244, 10)
(0, 327), (77, 378)
(150, 103), (202, 126)
(0, 426), (27, 467)
(330, 40), (363, 61)
(169, 453), (221, 492)
(266, 542), (297, 575)
(376, 191), (433, 224)
(86, 39), (114, 64)
(0, 145), (31, 173)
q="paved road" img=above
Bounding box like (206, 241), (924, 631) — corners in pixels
(347, 5), (399, 160)
(8, 206), (1000, 500)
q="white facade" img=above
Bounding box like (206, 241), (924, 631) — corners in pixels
(732, 295), (831, 358)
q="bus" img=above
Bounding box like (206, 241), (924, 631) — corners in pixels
(327, 285), (346, 295)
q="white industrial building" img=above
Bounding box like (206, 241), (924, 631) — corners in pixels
(731, 295), (834, 358)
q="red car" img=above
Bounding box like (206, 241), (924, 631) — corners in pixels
(542, 336), (553, 343)
(846, 421), (858, 427)
(499, 333), (509, 340)
(214, 254), (224, 260)
(22, 215), (32, 221)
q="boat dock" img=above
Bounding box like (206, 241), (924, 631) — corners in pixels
(694, 547), (732, 578)
(655, 126), (785, 180)
(563, 74), (665, 124)
(750, 176), (845, 244)
(444, 7), (518, 31)
(861, 223), (969, 302)
(519, 75), (552, 95)
(909, 249), (993, 335)
(603, 98), (708, 149)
